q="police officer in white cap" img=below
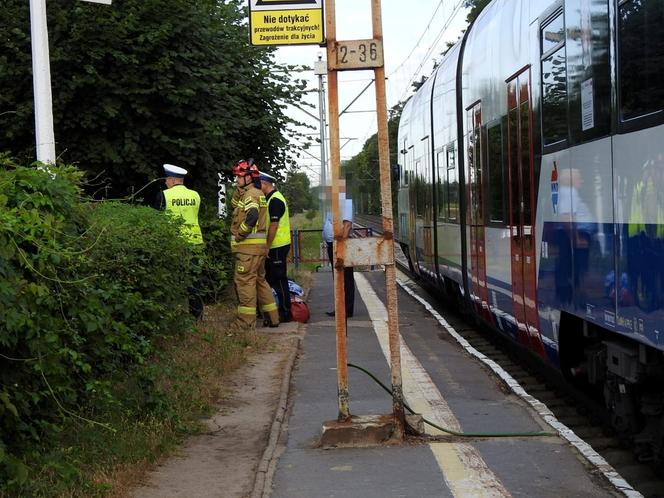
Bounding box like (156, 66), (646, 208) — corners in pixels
(156, 164), (204, 319)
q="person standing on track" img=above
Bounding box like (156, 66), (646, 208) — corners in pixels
(230, 160), (279, 329)
(259, 171), (292, 323)
(155, 163), (205, 320)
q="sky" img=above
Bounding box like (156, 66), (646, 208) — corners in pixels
(271, 0), (469, 185)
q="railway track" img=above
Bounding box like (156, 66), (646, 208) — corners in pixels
(354, 214), (664, 498)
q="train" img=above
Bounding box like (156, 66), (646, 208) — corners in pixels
(395, 0), (664, 463)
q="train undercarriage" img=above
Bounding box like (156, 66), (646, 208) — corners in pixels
(561, 314), (664, 468)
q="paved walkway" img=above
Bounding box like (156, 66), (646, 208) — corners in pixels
(268, 270), (620, 497)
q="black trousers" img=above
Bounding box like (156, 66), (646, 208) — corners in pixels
(266, 244), (291, 320)
(326, 242), (355, 316)
(189, 253), (204, 320)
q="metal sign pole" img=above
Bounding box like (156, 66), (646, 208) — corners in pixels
(324, 0), (350, 423)
(371, 0), (404, 439)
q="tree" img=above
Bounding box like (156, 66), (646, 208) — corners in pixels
(464, 0), (492, 24)
(344, 103), (402, 216)
(280, 169), (315, 214)
(0, 0), (309, 201)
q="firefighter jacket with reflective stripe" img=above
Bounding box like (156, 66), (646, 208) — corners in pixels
(164, 185), (203, 245)
(267, 190), (291, 249)
(231, 184), (268, 255)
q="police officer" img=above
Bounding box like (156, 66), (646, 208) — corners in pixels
(156, 164), (204, 319)
(230, 160), (279, 329)
(259, 172), (292, 322)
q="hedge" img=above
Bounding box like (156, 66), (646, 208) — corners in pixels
(0, 158), (230, 488)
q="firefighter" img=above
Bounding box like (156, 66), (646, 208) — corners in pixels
(230, 160), (279, 329)
(156, 163), (204, 319)
(259, 171), (292, 322)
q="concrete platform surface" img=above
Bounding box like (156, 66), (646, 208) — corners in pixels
(268, 271), (620, 498)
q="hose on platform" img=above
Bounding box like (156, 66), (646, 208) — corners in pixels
(348, 362), (557, 438)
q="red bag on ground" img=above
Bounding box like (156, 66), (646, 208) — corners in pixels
(290, 296), (310, 323)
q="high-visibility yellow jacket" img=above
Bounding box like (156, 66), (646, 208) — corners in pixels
(267, 190), (291, 249)
(231, 184), (268, 255)
(164, 185), (203, 245)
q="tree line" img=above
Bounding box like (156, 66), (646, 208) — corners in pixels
(0, 0), (309, 203)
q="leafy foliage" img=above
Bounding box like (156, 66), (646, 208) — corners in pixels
(0, 0), (309, 201)
(0, 158), (198, 490)
(464, 0), (492, 24)
(343, 105), (402, 216)
(280, 170), (316, 214)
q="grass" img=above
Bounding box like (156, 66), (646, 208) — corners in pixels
(290, 210), (322, 231)
(7, 297), (267, 498)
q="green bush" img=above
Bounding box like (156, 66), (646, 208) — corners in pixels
(199, 216), (232, 304)
(0, 159), (199, 489)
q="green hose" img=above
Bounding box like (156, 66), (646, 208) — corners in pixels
(348, 362), (557, 438)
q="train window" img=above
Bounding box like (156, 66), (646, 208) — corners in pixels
(618, 0), (664, 121)
(540, 12), (568, 146)
(541, 12), (565, 54)
(436, 150), (448, 221)
(486, 123), (506, 224)
(447, 146), (458, 222)
(520, 102), (532, 226)
(508, 109), (520, 226)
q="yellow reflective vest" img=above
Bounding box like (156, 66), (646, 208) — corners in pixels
(267, 190), (291, 249)
(230, 184), (268, 255)
(164, 185), (203, 245)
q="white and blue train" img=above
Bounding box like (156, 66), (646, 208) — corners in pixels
(396, 0), (664, 460)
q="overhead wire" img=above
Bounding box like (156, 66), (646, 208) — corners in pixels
(359, 1), (466, 147)
(396, 0), (466, 105)
(386, 0), (446, 79)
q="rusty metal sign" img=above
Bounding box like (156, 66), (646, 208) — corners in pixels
(328, 39), (384, 71)
(341, 236), (394, 267)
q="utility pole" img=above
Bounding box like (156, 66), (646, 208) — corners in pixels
(314, 54), (328, 215)
(29, 0), (56, 164)
(29, 0), (112, 165)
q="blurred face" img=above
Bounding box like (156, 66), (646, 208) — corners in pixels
(235, 174), (249, 187)
(260, 180), (274, 192)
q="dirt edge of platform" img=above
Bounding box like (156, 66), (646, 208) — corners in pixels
(128, 327), (303, 498)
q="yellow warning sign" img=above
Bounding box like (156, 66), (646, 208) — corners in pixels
(249, 0), (324, 46)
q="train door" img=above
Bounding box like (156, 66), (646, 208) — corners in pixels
(466, 102), (492, 322)
(506, 69), (546, 357)
(406, 143), (419, 275)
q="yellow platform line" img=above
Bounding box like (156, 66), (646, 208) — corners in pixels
(355, 273), (510, 498)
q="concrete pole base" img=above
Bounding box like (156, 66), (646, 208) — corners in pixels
(319, 413), (424, 447)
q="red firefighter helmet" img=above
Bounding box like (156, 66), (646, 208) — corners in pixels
(232, 159), (259, 178)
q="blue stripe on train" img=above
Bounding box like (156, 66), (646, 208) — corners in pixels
(540, 221), (664, 352)
(416, 221), (664, 368)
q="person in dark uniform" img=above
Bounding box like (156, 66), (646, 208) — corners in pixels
(323, 187), (355, 318)
(155, 163), (204, 319)
(259, 172), (292, 322)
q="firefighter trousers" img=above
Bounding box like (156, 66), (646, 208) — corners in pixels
(233, 252), (279, 329)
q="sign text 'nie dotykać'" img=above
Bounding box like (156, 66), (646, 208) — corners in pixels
(249, 0), (324, 46)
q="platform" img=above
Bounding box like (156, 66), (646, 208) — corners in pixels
(266, 270), (627, 497)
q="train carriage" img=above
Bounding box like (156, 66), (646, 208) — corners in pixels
(396, 0), (664, 461)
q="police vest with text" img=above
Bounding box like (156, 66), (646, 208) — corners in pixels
(268, 190), (291, 249)
(164, 185), (203, 245)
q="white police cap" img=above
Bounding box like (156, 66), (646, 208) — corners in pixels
(163, 164), (188, 178)
(259, 171), (277, 183)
